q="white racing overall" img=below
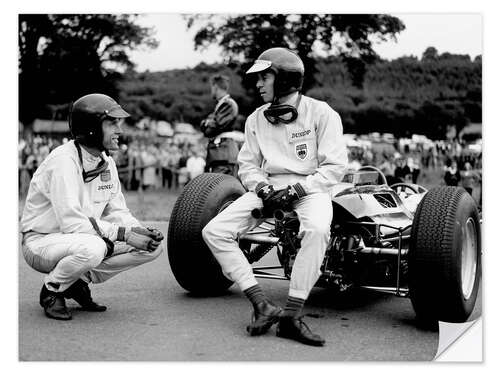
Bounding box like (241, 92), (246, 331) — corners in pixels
(20, 141), (163, 293)
(203, 95), (348, 300)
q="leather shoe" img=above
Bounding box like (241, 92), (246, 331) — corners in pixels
(64, 279), (107, 312)
(276, 316), (325, 346)
(246, 300), (282, 336)
(39, 284), (72, 320)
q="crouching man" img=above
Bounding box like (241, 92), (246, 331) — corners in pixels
(20, 93), (164, 320)
(202, 48), (348, 346)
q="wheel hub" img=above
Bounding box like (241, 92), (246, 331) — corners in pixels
(461, 217), (478, 299)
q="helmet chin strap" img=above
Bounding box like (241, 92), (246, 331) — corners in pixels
(264, 94), (302, 125)
(75, 141), (109, 183)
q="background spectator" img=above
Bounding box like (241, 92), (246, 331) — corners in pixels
(140, 144), (158, 190)
(394, 157), (412, 183)
(186, 150), (206, 182)
(444, 159), (461, 186)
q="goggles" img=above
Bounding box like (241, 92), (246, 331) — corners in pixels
(263, 95), (302, 125)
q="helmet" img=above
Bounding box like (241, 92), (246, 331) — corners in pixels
(246, 47), (304, 100)
(69, 93), (130, 150)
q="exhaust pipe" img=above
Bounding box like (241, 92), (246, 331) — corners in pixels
(239, 233), (279, 245)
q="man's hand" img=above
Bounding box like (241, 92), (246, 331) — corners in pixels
(200, 116), (218, 137)
(255, 182), (307, 215)
(256, 183), (275, 200)
(146, 227), (164, 242)
(255, 183), (276, 210)
(266, 184), (307, 212)
(124, 227), (162, 252)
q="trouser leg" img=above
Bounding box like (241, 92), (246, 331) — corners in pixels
(288, 193), (332, 300)
(22, 233), (107, 293)
(202, 192), (263, 291)
(166, 169), (172, 188)
(82, 242), (163, 284)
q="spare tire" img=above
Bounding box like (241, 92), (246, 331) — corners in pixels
(167, 173), (246, 294)
(408, 186), (481, 325)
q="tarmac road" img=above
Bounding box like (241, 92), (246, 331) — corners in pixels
(18, 221), (482, 361)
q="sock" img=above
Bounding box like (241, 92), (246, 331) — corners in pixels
(243, 284), (266, 307)
(283, 296), (305, 318)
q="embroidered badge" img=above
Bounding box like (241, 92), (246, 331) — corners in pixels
(100, 169), (111, 182)
(296, 143), (308, 160)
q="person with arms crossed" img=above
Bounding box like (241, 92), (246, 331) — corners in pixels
(200, 74), (240, 177)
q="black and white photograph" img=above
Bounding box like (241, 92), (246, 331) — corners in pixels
(14, 2), (488, 365)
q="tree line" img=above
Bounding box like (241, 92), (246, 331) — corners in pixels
(118, 49), (481, 139)
(19, 14), (481, 140)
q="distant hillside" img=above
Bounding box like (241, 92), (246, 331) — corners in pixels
(118, 63), (254, 132)
(310, 54), (481, 138)
(118, 51), (481, 139)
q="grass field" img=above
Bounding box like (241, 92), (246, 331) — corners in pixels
(123, 187), (181, 221)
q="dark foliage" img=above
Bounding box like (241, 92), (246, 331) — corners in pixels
(19, 14), (158, 127)
(117, 63), (252, 131)
(187, 14), (405, 90)
(18, 13), (481, 140)
(118, 50), (481, 139)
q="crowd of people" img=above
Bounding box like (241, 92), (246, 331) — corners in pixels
(19, 134), (208, 194)
(111, 139), (207, 191)
(346, 137), (482, 206)
(19, 135), (63, 178)
(19, 133), (482, 200)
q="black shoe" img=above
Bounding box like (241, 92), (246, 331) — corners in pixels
(63, 279), (107, 312)
(246, 300), (282, 336)
(39, 284), (72, 320)
(276, 316), (325, 347)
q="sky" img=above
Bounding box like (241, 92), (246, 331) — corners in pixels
(129, 13), (482, 72)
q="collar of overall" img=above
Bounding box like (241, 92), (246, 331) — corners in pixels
(75, 141), (109, 183)
(263, 94), (302, 125)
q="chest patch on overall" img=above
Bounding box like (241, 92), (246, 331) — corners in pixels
(295, 143), (308, 160)
(100, 169), (111, 182)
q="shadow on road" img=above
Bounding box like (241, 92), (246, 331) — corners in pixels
(306, 287), (390, 310)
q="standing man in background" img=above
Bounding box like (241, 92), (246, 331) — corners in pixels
(200, 74), (240, 177)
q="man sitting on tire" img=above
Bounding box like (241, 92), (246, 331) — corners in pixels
(20, 93), (164, 321)
(202, 48), (348, 346)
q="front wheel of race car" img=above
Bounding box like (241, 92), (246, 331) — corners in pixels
(167, 173), (246, 295)
(408, 186), (481, 326)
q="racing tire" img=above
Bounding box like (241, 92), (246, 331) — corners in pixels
(408, 186), (481, 325)
(167, 173), (246, 294)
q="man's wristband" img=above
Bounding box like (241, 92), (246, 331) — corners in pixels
(117, 226), (126, 242)
(292, 183), (307, 198)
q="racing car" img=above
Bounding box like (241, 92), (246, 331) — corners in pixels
(167, 167), (481, 326)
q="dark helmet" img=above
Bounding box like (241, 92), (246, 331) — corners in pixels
(69, 93), (130, 150)
(246, 47), (304, 100)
